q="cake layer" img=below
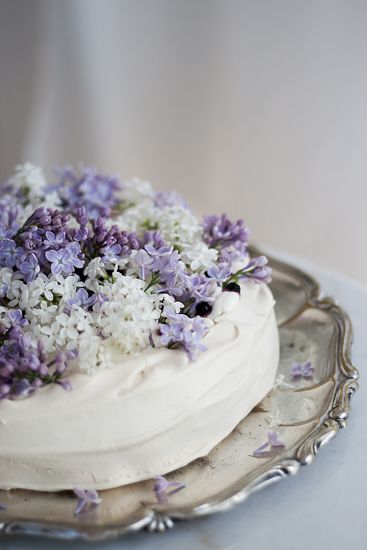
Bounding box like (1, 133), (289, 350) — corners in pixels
(0, 283), (279, 491)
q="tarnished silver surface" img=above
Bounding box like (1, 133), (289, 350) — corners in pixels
(0, 250), (359, 541)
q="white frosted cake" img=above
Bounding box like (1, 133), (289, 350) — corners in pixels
(0, 164), (278, 492)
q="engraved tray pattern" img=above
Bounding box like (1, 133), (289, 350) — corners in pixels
(0, 250), (359, 541)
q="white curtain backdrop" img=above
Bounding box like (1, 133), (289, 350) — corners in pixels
(1, 0), (366, 283)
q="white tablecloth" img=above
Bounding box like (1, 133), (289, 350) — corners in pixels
(2, 252), (366, 550)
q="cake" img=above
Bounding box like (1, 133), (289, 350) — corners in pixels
(0, 164), (279, 492)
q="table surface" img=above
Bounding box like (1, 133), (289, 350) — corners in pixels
(2, 251), (366, 550)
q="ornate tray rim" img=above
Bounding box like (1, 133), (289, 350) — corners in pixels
(0, 251), (359, 541)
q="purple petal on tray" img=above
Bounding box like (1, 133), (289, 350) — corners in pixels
(73, 488), (102, 516)
(291, 361), (314, 380)
(153, 475), (186, 504)
(253, 430), (285, 458)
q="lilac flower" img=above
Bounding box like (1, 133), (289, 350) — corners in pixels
(154, 191), (188, 209)
(253, 431), (285, 458)
(44, 231), (66, 249)
(219, 241), (249, 267)
(56, 166), (121, 219)
(45, 244), (84, 275)
(19, 253), (40, 282)
(187, 274), (217, 303)
(224, 255), (272, 286)
(153, 475), (186, 504)
(0, 222), (14, 239)
(101, 243), (122, 263)
(142, 230), (166, 249)
(144, 244), (174, 269)
(45, 249), (73, 275)
(206, 263), (232, 283)
(85, 217), (139, 259)
(240, 256), (272, 284)
(0, 327), (73, 400)
(160, 310), (208, 360)
(131, 249), (153, 280)
(0, 503), (6, 511)
(73, 488), (102, 515)
(68, 288), (96, 310)
(0, 239), (23, 268)
(0, 199), (20, 234)
(203, 214), (250, 249)
(291, 361), (314, 381)
(7, 309), (28, 327)
(23, 207), (70, 232)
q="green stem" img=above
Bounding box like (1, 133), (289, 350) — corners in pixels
(144, 272), (160, 292)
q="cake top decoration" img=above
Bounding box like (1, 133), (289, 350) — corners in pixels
(0, 163), (271, 400)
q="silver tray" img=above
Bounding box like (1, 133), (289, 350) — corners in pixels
(0, 250), (359, 541)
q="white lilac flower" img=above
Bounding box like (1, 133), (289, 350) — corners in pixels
(120, 177), (154, 204)
(93, 274), (160, 355)
(9, 163), (60, 210)
(181, 242), (218, 272)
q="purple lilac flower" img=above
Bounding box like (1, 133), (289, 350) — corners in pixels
(224, 255), (272, 286)
(101, 243), (122, 263)
(0, 198), (20, 234)
(131, 249), (153, 280)
(253, 431), (285, 458)
(219, 241), (249, 267)
(0, 327), (73, 400)
(240, 256), (272, 284)
(23, 207), (70, 232)
(291, 361), (314, 380)
(145, 245), (184, 285)
(153, 475), (186, 504)
(206, 263), (232, 283)
(142, 230), (166, 249)
(154, 191), (188, 209)
(56, 166), (121, 219)
(73, 488), (102, 515)
(19, 253), (40, 282)
(203, 214), (250, 249)
(0, 239), (24, 268)
(188, 274), (217, 304)
(139, 244), (189, 296)
(68, 288), (96, 310)
(0, 222), (15, 239)
(83, 216), (139, 259)
(7, 309), (28, 327)
(45, 244), (84, 276)
(159, 310), (208, 360)
(44, 230), (66, 249)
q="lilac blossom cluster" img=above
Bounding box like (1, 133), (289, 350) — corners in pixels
(0, 325), (74, 399)
(0, 163), (272, 401)
(54, 166), (122, 219)
(203, 214), (272, 285)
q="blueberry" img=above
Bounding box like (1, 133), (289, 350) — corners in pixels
(195, 301), (212, 316)
(224, 282), (241, 294)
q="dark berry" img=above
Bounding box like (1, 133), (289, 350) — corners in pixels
(195, 301), (212, 317)
(224, 282), (241, 294)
